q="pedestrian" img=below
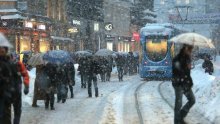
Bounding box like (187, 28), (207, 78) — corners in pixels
(172, 44), (196, 124)
(100, 57), (108, 82)
(9, 53), (29, 124)
(32, 65), (44, 107)
(66, 62), (75, 98)
(87, 56), (99, 97)
(56, 65), (68, 103)
(128, 52), (134, 75)
(202, 55), (214, 75)
(78, 57), (89, 88)
(106, 56), (113, 82)
(115, 55), (125, 82)
(0, 48), (13, 124)
(44, 63), (57, 110)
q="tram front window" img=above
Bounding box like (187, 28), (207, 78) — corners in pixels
(146, 36), (168, 62)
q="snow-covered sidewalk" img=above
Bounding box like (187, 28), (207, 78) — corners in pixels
(21, 69), (134, 124)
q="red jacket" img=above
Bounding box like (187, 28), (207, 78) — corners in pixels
(17, 61), (30, 87)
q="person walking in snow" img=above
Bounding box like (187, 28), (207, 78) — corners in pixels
(78, 57), (90, 88)
(202, 55), (214, 75)
(66, 62), (75, 98)
(172, 44), (196, 124)
(115, 54), (125, 82)
(9, 53), (29, 124)
(0, 47), (14, 124)
(44, 63), (57, 110)
(87, 56), (99, 97)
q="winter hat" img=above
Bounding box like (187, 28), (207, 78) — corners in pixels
(0, 33), (13, 48)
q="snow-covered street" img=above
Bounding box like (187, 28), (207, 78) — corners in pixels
(19, 57), (220, 124)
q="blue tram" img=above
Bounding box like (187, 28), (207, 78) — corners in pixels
(139, 23), (185, 79)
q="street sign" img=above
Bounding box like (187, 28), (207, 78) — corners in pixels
(105, 23), (113, 31)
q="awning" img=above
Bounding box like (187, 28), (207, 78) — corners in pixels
(0, 9), (18, 13)
(1, 14), (27, 20)
(51, 36), (74, 42)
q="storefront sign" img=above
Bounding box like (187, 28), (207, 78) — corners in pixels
(72, 20), (81, 25)
(105, 34), (115, 41)
(25, 21), (33, 28)
(105, 23), (113, 31)
(38, 24), (46, 30)
(68, 27), (78, 33)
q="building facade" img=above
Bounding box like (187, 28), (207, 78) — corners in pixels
(206, 0), (220, 53)
(104, 0), (132, 52)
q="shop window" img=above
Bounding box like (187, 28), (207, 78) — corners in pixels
(39, 38), (50, 53)
(107, 42), (113, 51)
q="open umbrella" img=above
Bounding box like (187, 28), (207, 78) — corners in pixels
(20, 50), (32, 54)
(0, 33), (13, 48)
(170, 33), (215, 48)
(28, 53), (45, 67)
(95, 49), (114, 56)
(75, 51), (93, 57)
(43, 50), (72, 64)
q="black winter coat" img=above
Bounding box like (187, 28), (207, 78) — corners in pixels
(202, 60), (213, 72)
(0, 56), (14, 103)
(172, 51), (193, 89)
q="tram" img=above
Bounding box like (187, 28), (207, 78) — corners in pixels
(139, 23), (185, 79)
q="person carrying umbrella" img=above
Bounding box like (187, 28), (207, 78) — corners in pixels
(115, 54), (125, 82)
(170, 32), (215, 124)
(172, 44), (195, 124)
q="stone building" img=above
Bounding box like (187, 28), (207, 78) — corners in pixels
(103, 0), (132, 52)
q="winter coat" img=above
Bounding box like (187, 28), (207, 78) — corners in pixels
(172, 50), (193, 90)
(0, 56), (13, 103)
(88, 59), (99, 75)
(115, 56), (125, 68)
(202, 60), (214, 73)
(17, 61), (29, 87)
(34, 66), (52, 100)
(78, 57), (90, 74)
(9, 61), (29, 98)
(66, 62), (75, 86)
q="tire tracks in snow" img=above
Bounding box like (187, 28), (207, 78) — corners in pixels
(158, 81), (214, 124)
(100, 76), (146, 124)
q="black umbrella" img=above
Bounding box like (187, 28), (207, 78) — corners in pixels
(43, 50), (72, 64)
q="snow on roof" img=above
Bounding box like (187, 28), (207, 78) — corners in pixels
(141, 24), (173, 36)
(142, 9), (157, 16)
(51, 36), (74, 42)
(0, 9), (18, 13)
(0, 0), (17, 1)
(142, 16), (157, 21)
(1, 14), (27, 19)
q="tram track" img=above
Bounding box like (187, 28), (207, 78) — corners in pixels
(134, 81), (147, 124)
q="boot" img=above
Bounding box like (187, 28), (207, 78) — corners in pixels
(71, 93), (74, 98)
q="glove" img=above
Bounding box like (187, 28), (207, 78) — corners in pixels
(24, 86), (29, 95)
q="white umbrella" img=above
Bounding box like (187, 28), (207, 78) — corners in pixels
(28, 53), (45, 67)
(0, 33), (13, 48)
(95, 49), (115, 56)
(170, 33), (215, 49)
